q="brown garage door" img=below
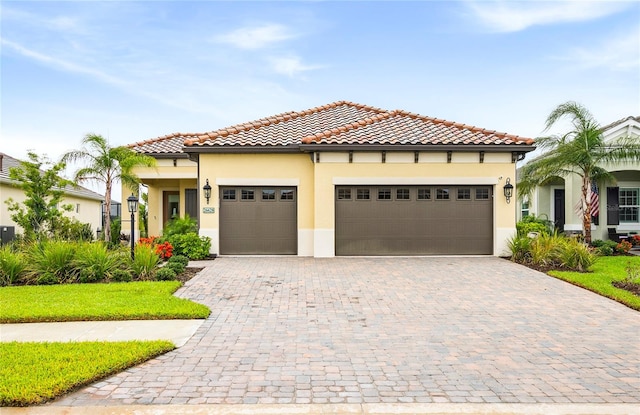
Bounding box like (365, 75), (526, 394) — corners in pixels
(219, 187), (297, 255)
(335, 185), (493, 255)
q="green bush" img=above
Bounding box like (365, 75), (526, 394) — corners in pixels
(596, 245), (614, 256)
(74, 242), (125, 283)
(155, 267), (177, 281)
(26, 240), (79, 285)
(0, 245), (27, 286)
(167, 233), (211, 260)
(131, 244), (160, 280)
(508, 232), (595, 272)
(53, 217), (94, 242)
(109, 218), (122, 248)
(111, 268), (132, 282)
(167, 255), (189, 267)
(162, 215), (197, 239)
(516, 214), (553, 237)
(166, 261), (185, 275)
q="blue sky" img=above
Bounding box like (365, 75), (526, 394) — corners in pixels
(2, 0), (639, 167)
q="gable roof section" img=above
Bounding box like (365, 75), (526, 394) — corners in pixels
(129, 100), (535, 155)
(0, 153), (103, 202)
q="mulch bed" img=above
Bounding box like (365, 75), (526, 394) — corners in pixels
(175, 267), (204, 284)
(612, 281), (640, 296)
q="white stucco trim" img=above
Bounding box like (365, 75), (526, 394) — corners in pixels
(495, 227), (515, 256)
(298, 229), (314, 256)
(332, 177), (500, 185)
(314, 229), (335, 257)
(199, 228), (218, 255)
(138, 172), (197, 179)
(215, 178), (300, 186)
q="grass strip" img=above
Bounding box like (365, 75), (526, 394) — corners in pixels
(549, 256), (640, 311)
(0, 340), (174, 406)
(0, 281), (210, 323)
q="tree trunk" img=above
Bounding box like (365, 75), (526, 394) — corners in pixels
(104, 183), (112, 243)
(582, 175), (592, 244)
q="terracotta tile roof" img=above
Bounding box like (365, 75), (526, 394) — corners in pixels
(129, 101), (534, 153)
(300, 110), (534, 146)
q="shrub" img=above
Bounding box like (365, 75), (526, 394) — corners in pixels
(516, 214), (553, 237)
(74, 242), (124, 283)
(155, 267), (177, 281)
(0, 245), (27, 286)
(109, 218), (122, 248)
(162, 215), (197, 239)
(111, 268), (133, 282)
(596, 245), (614, 256)
(167, 233), (211, 260)
(26, 240), (79, 284)
(557, 238), (596, 272)
(166, 261), (185, 275)
(131, 244), (160, 280)
(616, 240), (632, 254)
(168, 255), (189, 267)
(631, 234), (640, 247)
(507, 235), (532, 263)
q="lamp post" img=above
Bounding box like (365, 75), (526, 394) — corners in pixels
(127, 194), (139, 260)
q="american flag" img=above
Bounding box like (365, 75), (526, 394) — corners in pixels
(588, 181), (599, 217)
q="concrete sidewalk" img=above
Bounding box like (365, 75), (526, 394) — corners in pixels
(0, 319), (205, 347)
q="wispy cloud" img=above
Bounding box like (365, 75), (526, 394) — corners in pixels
(0, 38), (126, 85)
(561, 29), (640, 71)
(213, 23), (296, 49)
(2, 6), (86, 34)
(465, 0), (630, 32)
(268, 55), (323, 78)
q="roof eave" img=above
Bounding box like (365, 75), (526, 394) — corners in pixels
(298, 144), (537, 153)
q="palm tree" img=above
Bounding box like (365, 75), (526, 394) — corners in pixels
(62, 134), (156, 243)
(518, 101), (640, 244)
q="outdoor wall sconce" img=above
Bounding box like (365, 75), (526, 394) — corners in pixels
(126, 193), (139, 260)
(503, 178), (514, 204)
(203, 179), (212, 205)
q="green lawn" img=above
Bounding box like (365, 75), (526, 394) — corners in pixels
(0, 341), (174, 406)
(549, 255), (640, 311)
(0, 281), (210, 323)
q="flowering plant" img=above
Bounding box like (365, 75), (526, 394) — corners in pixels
(631, 235), (640, 247)
(155, 241), (173, 259)
(616, 240), (632, 254)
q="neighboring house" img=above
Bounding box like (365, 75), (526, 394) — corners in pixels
(517, 116), (640, 241)
(0, 152), (104, 240)
(125, 101), (535, 257)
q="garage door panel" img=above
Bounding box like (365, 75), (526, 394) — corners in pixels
(220, 186), (297, 255)
(336, 185), (493, 255)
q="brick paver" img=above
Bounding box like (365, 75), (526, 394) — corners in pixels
(53, 257), (640, 406)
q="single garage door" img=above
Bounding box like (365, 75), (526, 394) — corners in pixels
(335, 185), (493, 255)
(219, 186), (297, 255)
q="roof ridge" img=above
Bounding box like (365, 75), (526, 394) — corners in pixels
(185, 101), (388, 146)
(600, 115), (640, 132)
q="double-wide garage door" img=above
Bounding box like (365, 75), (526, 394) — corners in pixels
(336, 185), (493, 255)
(219, 186), (297, 255)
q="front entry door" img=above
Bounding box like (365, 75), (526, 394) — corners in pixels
(163, 191), (180, 227)
(554, 189), (565, 232)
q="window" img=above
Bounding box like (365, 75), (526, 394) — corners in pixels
(620, 188), (639, 223)
(241, 189), (255, 200)
(357, 188), (370, 200)
(337, 188), (351, 200)
(378, 188), (392, 200)
(76, 203), (80, 213)
(417, 188), (431, 200)
(396, 188), (410, 200)
(521, 199), (530, 218)
(280, 189), (294, 200)
(457, 188), (471, 200)
(262, 189), (275, 200)
(222, 189), (236, 200)
(476, 188), (490, 200)
(436, 188), (450, 200)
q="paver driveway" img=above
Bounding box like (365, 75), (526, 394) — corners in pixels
(54, 257), (640, 406)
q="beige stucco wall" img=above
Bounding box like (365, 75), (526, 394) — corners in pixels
(0, 183), (102, 238)
(191, 151), (518, 257)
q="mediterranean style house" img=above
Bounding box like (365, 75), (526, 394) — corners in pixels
(518, 116), (640, 241)
(124, 101), (535, 257)
(0, 152), (103, 242)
